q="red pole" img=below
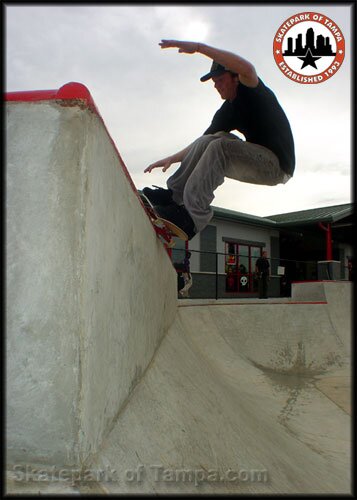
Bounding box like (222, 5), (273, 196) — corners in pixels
(326, 223), (333, 260)
(318, 222), (333, 260)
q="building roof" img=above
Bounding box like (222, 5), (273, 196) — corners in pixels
(212, 203), (354, 228)
(268, 203), (354, 226)
(212, 206), (277, 228)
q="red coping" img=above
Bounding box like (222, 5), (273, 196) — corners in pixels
(5, 82), (140, 200)
(5, 82), (96, 108)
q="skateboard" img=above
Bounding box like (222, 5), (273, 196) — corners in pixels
(139, 192), (188, 248)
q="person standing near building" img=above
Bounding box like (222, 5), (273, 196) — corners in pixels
(179, 251), (193, 298)
(255, 251), (270, 299)
(347, 257), (355, 281)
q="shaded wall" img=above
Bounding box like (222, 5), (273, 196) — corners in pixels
(6, 98), (177, 466)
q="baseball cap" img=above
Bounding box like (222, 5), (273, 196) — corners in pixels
(200, 61), (231, 82)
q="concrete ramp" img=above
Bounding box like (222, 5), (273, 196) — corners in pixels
(292, 281), (352, 352)
(92, 289), (351, 494)
(6, 83), (177, 468)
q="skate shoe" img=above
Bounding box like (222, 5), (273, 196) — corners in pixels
(142, 186), (174, 206)
(155, 203), (197, 240)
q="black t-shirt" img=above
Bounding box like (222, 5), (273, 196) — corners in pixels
(256, 257), (270, 274)
(204, 78), (295, 176)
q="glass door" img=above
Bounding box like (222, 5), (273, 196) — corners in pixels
(237, 244), (250, 292)
(225, 243), (263, 294)
(225, 242), (238, 292)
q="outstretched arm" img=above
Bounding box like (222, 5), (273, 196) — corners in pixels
(144, 143), (192, 173)
(159, 40), (258, 88)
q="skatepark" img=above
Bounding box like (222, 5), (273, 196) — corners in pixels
(6, 83), (352, 495)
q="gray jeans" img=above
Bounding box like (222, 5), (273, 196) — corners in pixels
(167, 132), (291, 232)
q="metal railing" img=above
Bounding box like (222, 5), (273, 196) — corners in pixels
(171, 248), (349, 300)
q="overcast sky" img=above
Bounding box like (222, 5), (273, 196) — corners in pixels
(5, 3), (353, 217)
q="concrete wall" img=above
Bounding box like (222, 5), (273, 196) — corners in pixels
(188, 219), (278, 275)
(186, 220), (280, 298)
(215, 220), (279, 274)
(6, 99), (177, 467)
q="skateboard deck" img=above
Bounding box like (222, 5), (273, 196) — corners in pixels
(139, 193), (188, 247)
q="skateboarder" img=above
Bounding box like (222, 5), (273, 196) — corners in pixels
(143, 39), (295, 239)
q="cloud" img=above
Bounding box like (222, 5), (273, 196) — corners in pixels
(153, 6), (211, 41)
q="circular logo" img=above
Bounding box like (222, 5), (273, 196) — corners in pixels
(273, 12), (345, 84)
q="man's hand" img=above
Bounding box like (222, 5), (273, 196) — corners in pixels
(144, 144), (192, 174)
(144, 157), (174, 173)
(160, 39), (259, 88)
(159, 39), (199, 54)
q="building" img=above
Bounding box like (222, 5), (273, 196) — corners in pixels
(172, 203), (354, 299)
